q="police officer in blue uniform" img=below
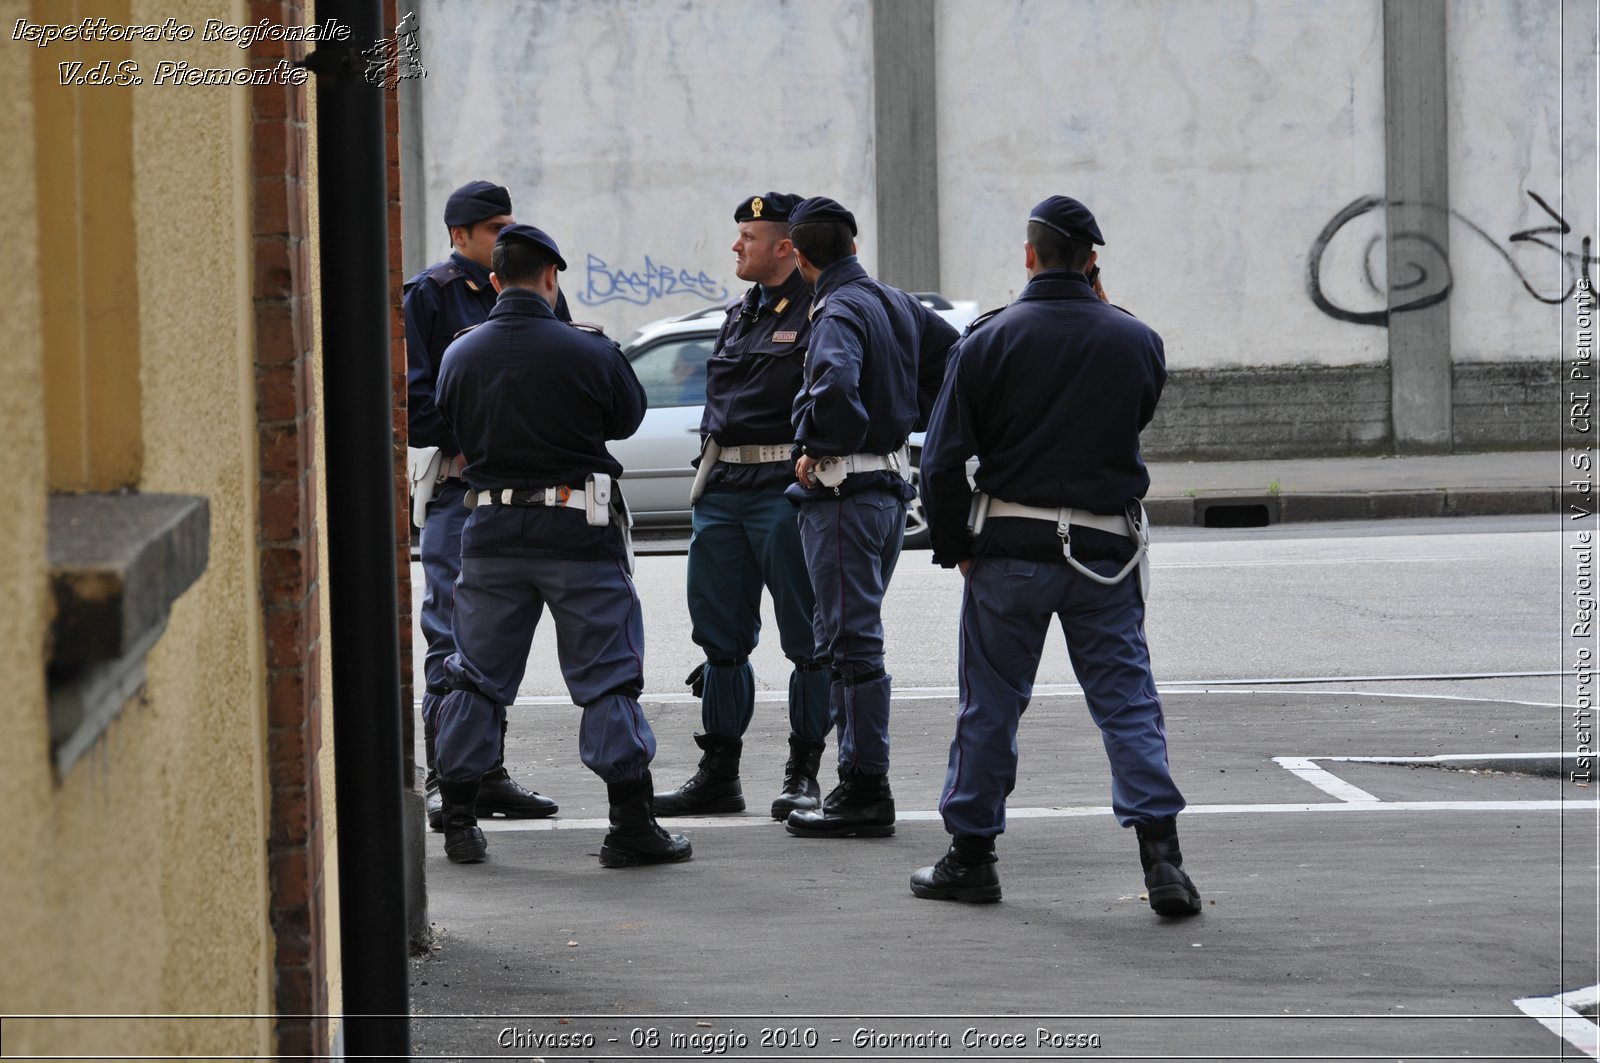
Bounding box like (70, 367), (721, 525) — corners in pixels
(910, 196), (1201, 916)
(405, 180), (562, 831)
(430, 223), (690, 868)
(653, 193), (832, 820)
(781, 197), (958, 838)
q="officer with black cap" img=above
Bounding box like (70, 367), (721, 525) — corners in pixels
(910, 195), (1201, 917)
(430, 223), (690, 869)
(652, 192), (832, 820)
(780, 196), (958, 839)
(404, 180), (563, 832)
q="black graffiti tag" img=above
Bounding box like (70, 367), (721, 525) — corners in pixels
(1307, 191), (1597, 327)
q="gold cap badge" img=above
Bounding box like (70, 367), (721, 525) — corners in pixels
(751, 196), (764, 219)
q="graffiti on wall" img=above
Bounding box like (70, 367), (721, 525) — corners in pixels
(1308, 191), (1597, 326)
(578, 253), (730, 309)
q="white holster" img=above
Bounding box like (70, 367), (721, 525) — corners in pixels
(688, 439), (721, 507)
(408, 446), (444, 529)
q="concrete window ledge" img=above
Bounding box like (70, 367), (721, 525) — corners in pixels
(47, 493), (210, 775)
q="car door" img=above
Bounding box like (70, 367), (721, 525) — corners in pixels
(613, 330), (717, 524)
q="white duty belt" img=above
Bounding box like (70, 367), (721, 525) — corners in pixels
(814, 444), (912, 489)
(970, 493), (1152, 600)
(716, 443), (791, 465)
(471, 473), (635, 573)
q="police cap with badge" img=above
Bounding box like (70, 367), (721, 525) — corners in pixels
(734, 192), (803, 224)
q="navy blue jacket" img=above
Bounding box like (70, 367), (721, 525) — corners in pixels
(405, 250), (573, 455)
(921, 269), (1166, 568)
(699, 267), (813, 493)
(788, 257), (958, 503)
(436, 287), (646, 561)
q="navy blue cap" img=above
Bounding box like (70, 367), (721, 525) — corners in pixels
(788, 196), (858, 236)
(495, 223), (567, 270)
(735, 192), (803, 224)
(444, 180), (512, 227)
(1028, 195), (1104, 246)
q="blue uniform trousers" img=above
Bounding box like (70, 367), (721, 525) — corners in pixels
(686, 486), (829, 740)
(798, 489), (905, 774)
(938, 556), (1185, 836)
(435, 553), (657, 785)
(419, 479), (470, 730)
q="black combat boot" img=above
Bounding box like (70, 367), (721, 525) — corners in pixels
(784, 768), (895, 838)
(439, 780), (487, 864)
(424, 713), (444, 832)
(474, 718), (559, 820)
(1136, 817), (1202, 916)
(910, 835), (1002, 902)
(600, 773), (694, 868)
(652, 733), (745, 816)
(770, 735), (825, 820)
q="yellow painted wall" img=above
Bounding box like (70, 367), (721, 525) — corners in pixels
(0, 0), (301, 1054)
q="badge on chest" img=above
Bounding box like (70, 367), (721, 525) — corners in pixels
(771, 330), (798, 344)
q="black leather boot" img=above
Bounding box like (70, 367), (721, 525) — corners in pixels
(910, 835), (1002, 902)
(1136, 817), (1202, 916)
(784, 768), (895, 838)
(652, 733), (745, 816)
(424, 712), (444, 832)
(770, 735), (825, 820)
(439, 780), (487, 864)
(600, 773), (693, 868)
(474, 718), (559, 820)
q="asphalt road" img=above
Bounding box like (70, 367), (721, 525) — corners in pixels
(408, 515), (1597, 1061)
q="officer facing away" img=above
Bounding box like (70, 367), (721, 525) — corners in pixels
(912, 196), (1201, 917)
(404, 180), (559, 831)
(782, 196), (958, 839)
(431, 223), (690, 869)
(653, 193), (832, 820)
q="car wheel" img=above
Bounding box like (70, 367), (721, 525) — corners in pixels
(903, 446), (931, 550)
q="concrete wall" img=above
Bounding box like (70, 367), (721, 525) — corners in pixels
(409, 0), (1593, 449)
(414, 0), (877, 335)
(0, 0), (278, 1053)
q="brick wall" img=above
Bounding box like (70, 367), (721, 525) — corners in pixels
(250, 0), (327, 1056)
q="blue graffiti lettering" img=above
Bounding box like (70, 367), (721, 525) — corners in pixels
(578, 253), (729, 308)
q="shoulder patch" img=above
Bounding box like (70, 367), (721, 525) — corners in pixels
(424, 260), (466, 289)
(962, 305), (1007, 337)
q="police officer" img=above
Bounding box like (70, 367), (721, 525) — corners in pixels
(653, 193), (832, 820)
(404, 180), (560, 831)
(910, 196), (1201, 917)
(431, 223), (690, 868)
(781, 197), (958, 838)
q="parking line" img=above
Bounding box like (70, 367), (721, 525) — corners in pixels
(1514, 985), (1600, 1059)
(1271, 756), (1383, 802)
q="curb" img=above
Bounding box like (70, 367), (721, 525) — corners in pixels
(1145, 486), (1559, 527)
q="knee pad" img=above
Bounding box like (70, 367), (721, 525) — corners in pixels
(706, 655), (750, 668)
(446, 676), (493, 701)
(792, 659), (828, 672)
(424, 683), (451, 698)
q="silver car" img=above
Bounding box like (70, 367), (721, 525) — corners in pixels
(611, 295), (978, 549)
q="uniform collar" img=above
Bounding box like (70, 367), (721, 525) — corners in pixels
(1017, 268), (1097, 301)
(450, 250), (494, 290)
(758, 267), (809, 310)
(811, 255), (869, 302)
(488, 286), (559, 318)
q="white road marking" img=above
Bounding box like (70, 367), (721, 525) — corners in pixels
(498, 678), (1567, 709)
(479, 799), (1598, 833)
(1271, 756), (1383, 802)
(1514, 985), (1600, 1059)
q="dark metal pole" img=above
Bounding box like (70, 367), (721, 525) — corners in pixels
(311, 2), (412, 1057)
